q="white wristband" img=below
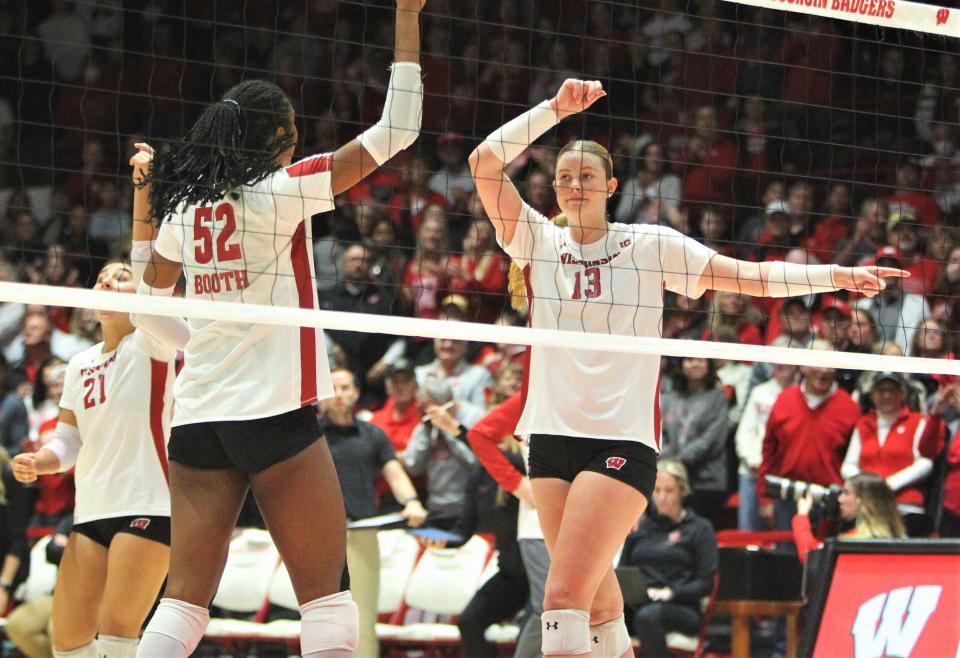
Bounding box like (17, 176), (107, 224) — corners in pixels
(130, 241), (153, 287)
(766, 262), (837, 297)
(485, 100), (559, 165)
(357, 62), (423, 166)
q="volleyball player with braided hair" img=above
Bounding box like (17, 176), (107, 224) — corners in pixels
(134, 3), (424, 657)
(8, 144), (183, 658)
(469, 79), (908, 658)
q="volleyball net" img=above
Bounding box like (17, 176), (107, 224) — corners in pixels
(1, 0), (959, 383)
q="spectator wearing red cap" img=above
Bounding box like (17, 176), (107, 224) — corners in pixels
(842, 371), (946, 535)
(887, 160), (942, 229)
(886, 210), (939, 296)
(815, 295), (865, 393)
(835, 198), (889, 267)
(855, 247), (931, 355)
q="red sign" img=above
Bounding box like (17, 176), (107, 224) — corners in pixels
(813, 553), (960, 658)
(937, 8), (950, 25)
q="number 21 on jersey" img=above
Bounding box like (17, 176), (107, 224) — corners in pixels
(83, 374), (106, 409)
(194, 203), (242, 264)
(572, 266), (601, 300)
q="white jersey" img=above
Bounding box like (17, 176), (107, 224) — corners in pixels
(60, 331), (176, 524)
(500, 203), (715, 451)
(154, 154), (336, 425)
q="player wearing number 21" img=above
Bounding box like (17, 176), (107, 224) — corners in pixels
(8, 145), (183, 658)
(469, 79), (908, 658)
(133, 2), (425, 657)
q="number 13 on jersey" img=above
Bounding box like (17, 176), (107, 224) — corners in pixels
(572, 266), (602, 300)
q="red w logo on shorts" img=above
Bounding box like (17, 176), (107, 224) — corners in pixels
(605, 456), (627, 471)
(129, 518), (151, 530)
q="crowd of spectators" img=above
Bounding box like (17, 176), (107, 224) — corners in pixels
(1, 0), (960, 654)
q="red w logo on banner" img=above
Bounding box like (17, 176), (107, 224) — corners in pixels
(605, 456), (627, 471)
(937, 8), (950, 25)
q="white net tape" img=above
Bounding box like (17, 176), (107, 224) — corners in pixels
(3, 280), (959, 376)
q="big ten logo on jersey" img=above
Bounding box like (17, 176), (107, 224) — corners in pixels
(80, 353), (117, 409)
(192, 202), (250, 295)
(851, 585), (942, 658)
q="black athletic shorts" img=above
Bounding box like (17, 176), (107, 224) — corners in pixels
(527, 434), (658, 499)
(73, 515), (171, 548)
(168, 406), (321, 474)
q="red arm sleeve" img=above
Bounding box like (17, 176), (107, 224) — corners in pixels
(466, 393), (525, 492)
(791, 514), (822, 565)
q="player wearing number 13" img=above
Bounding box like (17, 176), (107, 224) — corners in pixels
(469, 79), (909, 658)
(134, 2), (425, 657)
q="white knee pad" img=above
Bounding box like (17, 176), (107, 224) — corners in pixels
(97, 635), (139, 658)
(53, 643), (98, 658)
(137, 598), (209, 658)
(541, 609), (591, 655)
(590, 615), (632, 658)
(299, 590), (359, 658)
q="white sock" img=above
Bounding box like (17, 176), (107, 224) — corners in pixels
(97, 635), (139, 658)
(300, 590), (359, 658)
(136, 598), (209, 658)
(53, 643), (98, 658)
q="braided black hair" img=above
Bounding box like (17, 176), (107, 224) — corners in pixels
(145, 80), (296, 224)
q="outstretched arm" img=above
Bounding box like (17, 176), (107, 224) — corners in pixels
(469, 79), (605, 247)
(699, 253), (908, 299)
(330, 0), (424, 195)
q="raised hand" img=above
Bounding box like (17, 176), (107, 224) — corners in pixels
(551, 79), (606, 121)
(129, 142), (155, 186)
(834, 266), (909, 298)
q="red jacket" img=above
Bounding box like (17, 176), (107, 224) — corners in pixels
(760, 385), (859, 490)
(943, 433), (960, 517)
(854, 408), (945, 507)
(466, 393), (524, 493)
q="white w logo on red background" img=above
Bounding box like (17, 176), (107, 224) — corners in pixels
(851, 586), (942, 658)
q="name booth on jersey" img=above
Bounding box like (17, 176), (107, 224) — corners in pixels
(194, 269), (250, 295)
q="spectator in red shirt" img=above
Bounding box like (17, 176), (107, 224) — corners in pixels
(368, 359), (420, 456)
(676, 105), (737, 210)
(400, 212), (450, 321)
(759, 341), (861, 530)
(804, 182), (852, 263)
(887, 160), (942, 229)
(388, 155), (450, 239)
(447, 218), (507, 325)
(886, 210), (939, 296)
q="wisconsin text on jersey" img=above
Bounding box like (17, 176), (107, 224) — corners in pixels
(193, 269), (250, 295)
(559, 238), (632, 268)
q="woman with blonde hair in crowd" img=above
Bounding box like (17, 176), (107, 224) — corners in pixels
(792, 472), (906, 564)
